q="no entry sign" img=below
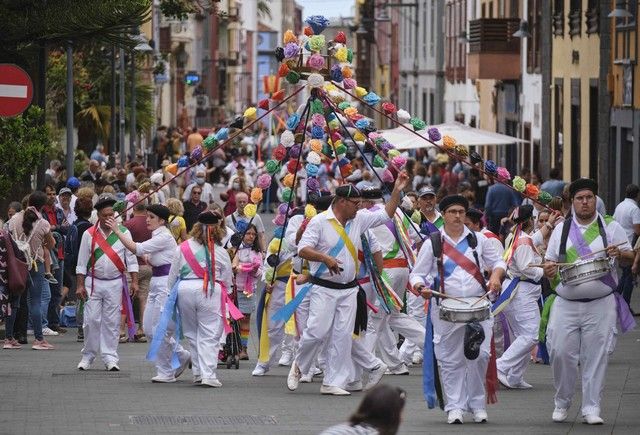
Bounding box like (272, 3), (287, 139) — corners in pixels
(0, 64), (34, 117)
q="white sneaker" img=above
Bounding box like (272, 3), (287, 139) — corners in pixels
(387, 363), (410, 375)
(513, 380), (533, 389)
(287, 361), (301, 391)
(473, 409), (488, 423)
(77, 360), (91, 371)
(583, 414), (604, 425)
(411, 352), (423, 365)
(300, 373), (313, 383)
(193, 375), (202, 384)
(497, 370), (513, 388)
(447, 409), (464, 424)
(105, 362), (120, 372)
(345, 380), (363, 392)
(252, 364), (269, 376)
(552, 408), (568, 422)
(278, 352), (293, 366)
(320, 385), (351, 396)
(174, 357), (191, 379)
(151, 375), (176, 383)
(312, 366), (324, 377)
(364, 363), (387, 391)
(42, 327), (59, 336)
(201, 378), (222, 388)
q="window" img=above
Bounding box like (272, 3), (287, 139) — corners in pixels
(423, 0), (427, 58)
(554, 80), (564, 169)
(586, 0), (599, 34)
(569, 0), (581, 37)
(430, 1), (435, 56)
(552, 0), (564, 36)
(527, 0), (541, 73)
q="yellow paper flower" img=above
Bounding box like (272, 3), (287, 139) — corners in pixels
(305, 204), (317, 219)
(243, 107), (257, 120)
(250, 187), (263, 203)
(283, 30), (297, 44)
(353, 131), (365, 142)
(355, 87), (368, 98)
(283, 173), (295, 188)
(335, 47), (348, 63)
(268, 238), (282, 254)
(244, 203), (257, 218)
(324, 83), (338, 92)
(309, 139), (323, 153)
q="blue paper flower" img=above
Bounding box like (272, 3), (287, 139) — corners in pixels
(306, 163), (319, 176)
(330, 64), (343, 82)
(338, 157), (350, 167)
(177, 156), (189, 168)
(273, 227), (284, 239)
(311, 125), (324, 139)
(484, 159), (497, 174)
(305, 15), (330, 35)
(363, 92), (381, 106)
(215, 127), (229, 141)
(326, 113), (336, 122)
(236, 220), (248, 233)
(286, 113), (300, 130)
(355, 119), (370, 130)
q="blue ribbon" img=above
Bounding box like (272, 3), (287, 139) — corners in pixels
(422, 301), (437, 409)
(491, 277), (520, 313)
(271, 221), (352, 323)
(432, 237), (469, 291)
(147, 278), (182, 369)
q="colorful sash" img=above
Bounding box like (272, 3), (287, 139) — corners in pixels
(361, 234), (402, 313)
(441, 238), (486, 289)
(256, 287), (271, 363)
(568, 219), (616, 290)
(328, 219), (358, 274)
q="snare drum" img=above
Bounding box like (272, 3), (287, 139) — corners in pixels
(559, 257), (613, 286)
(439, 297), (491, 323)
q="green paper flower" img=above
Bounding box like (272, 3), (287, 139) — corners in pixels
(338, 101), (351, 111)
(310, 99), (324, 114)
(282, 187), (293, 202)
(411, 210), (422, 224)
(266, 159), (280, 175)
(335, 144), (347, 155)
(538, 191), (553, 204)
(308, 35), (326, 52)
(347, 48), (353, 63)
(410, 117), (426, 131)
(512, 176), (526, 192)
(286, 71), (300, 84)
(373, 155), (386, 168)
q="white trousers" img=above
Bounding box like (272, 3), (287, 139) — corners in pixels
(144, 277), (190, 378)
(177, 280), (224, 381)
(82, 277), (122, 365)
(401, 276), (427, 358)
(295, 285), (358, 388)
(255, 280), (287, 369)
(496, 280), (540, 385)
(547, 293), (618, 416)
(432, 304), (494, 412)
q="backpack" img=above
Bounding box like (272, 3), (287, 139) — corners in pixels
(9, 224), (35, 272)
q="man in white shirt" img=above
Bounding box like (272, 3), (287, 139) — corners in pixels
(182, 169), (215, 204)
(287, 172), (409, 396)
(613, 184), (640, 307)
(225, 192), (266, 252)
(75, 194), (139, 372)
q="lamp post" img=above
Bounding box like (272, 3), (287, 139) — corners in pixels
(130, 33), (153, 163)
(66, 41), (74, 177)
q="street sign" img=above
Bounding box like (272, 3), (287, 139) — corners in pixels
(0, 64), (34, 117)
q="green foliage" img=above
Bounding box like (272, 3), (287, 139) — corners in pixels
(0, 107), (51, 198)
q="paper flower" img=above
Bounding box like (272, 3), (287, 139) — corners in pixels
(347, 48), (353, 63)
(427, 127), (441, 142)
(373, 155), (386, 168)
(308, 35), (326, 52)
(335, 143), (347, 155)
(305, 15), (330, 35)
(274, 46), (285, 62)
(243, 107), (257, 120)
(244, 203), (257, 218)
(191, 145), (203, 162)
(305, 204), (318, 218)
(512, 176), (526, 192)
(410, 117), (426, 131)
(272, 144), (287, 161)
(284, 30), (296, 44)
(216, 127), (229, 141)
(470, 151), (483, 165)
(496, 167), (511, 182)
(307, 151), (322, 165)
(268, 238), (282, 254)
(177, 155), (189, 168)
(311, 113), (326, 127)
(286, 159), (299, 174)
(272, 89), (285, 101)
(306, 177), (320, 191)
(411, 210), (422, 223)
(538, 191), (553, 204)
(342, 66), (353, 78)
(334, 31), (346, 44)
(343, 78), (357, 89)
(309, 139), (323, 153)
(258, 99), (269, 110)
(277, 203), (289, 216)
(335, 47), (348, 63)
(284, 42), (299, 59)
(330, 64), (343, 82)
(264, 268), (275, 283)
(344, 107), (358, 119)
(525, 183), (539, 198)
(392, 155), (407, 169)
(286, 113), (300, 130)
(484, 160), (497, 175)
(306, 163), (319, 176)
(382, 169), (395, 183)
(273, 213), (286, 226)
(454, 144), (469, 158)
(286, 71), (300, 84)
(282, 187), (294, 202)
(364, 92), (381, 106)
(382, 102), (396, 114)
(273, 227), (284, 239)
(235, 220), (248, 233)
(355, 87), (368, 98)
(113, 200), (126, 213)
(281, 130), (295, 147)
(339, 164), (353, 177)
(165, 163), (178, 175)
(250, 187), (263, 203)
(289, 144), (302, 159)
(304, 26), (314, 36)
(442, 135), (456, 149)
(311, 125), (324, 139)
(203, 135), (218, 151)
(355, 119), (369, 130)
(283, 173), (295, 188)
(257, 173), (272, 189)
(307, 73), (324, 88)
(265, 160), (280, 175)
(396, 109), (411, 123)
(353, 131), (366, 142)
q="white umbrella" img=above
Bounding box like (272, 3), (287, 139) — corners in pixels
(381, 122), (526, 150)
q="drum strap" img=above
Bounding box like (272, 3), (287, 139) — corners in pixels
(559, 215), (608, 263)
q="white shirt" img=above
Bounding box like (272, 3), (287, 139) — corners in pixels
(369, 208), (419, 259)
(613, 198), (640, 244)
(506, 232), (543, 282)
(546, 214), (631, 300)
(409, 226), (506, 298)
(76, 225), (139, 279)
(167, 239), (232, 289)
(298, 205), (392, 283)
(226, 212), (265, 235)
(182, 182), (216, 204)
(284, 214), (305, 272)
(135, 226), (177, 267)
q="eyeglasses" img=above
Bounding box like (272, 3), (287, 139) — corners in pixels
(192, 191), (202, 195)
(345, 199), (361, 206)
(574, 195), (595, 203)
(445, 209), (466, 215)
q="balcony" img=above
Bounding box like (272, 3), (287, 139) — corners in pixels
(467, 18), (521, 80)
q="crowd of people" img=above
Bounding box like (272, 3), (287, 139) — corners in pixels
(1, 138), (640, 431)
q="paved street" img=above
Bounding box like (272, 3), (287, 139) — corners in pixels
(1, 303), (639, 435)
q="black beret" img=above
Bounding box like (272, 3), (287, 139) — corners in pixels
(439, 195), (469, 212)
(314, 194), (334, 212)
(360, 187), (383, 200)
(146, 204), (170, 222)
(512, 204), (534, 224)
(94, 193), (117, 211)
(197, 210), (221, 225)
(466, 208), (484, 222)
(569, 178), (598, 198)
(335, 184), (361, 199)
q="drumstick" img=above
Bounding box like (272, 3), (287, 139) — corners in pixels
(430, 290), (470, 305)
(528, 262), (573, 267)
(578, 242), (627, 260)
(470, 293), (491, 307)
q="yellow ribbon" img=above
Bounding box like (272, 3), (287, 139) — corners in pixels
(328, 218), (359, 275)
(258, 292), (271, 364)
(284, 274), (298, 336)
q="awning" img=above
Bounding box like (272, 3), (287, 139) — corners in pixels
(380, 122), (526, 150)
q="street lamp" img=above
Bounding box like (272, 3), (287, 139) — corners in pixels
(513, 20), (532, 38)
(129, 32), (153, 163)
(608, 0), (633, 18)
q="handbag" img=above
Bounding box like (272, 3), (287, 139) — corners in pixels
(2, 230), (29, 295)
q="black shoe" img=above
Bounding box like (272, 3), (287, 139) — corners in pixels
(77, 335), (84, 342)
(51, 325), (67, 334)
(17, 335), (28, 345)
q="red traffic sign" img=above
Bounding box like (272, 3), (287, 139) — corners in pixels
(0, 64), (34, 117)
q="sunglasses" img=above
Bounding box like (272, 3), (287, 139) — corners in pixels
(192, 191), (202, 195)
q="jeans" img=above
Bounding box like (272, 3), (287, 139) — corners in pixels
(617, 266), (634, 307)
(48, 260), (63, 327)
(4, 293), (21, 339)
(26, 261), (47, 341)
